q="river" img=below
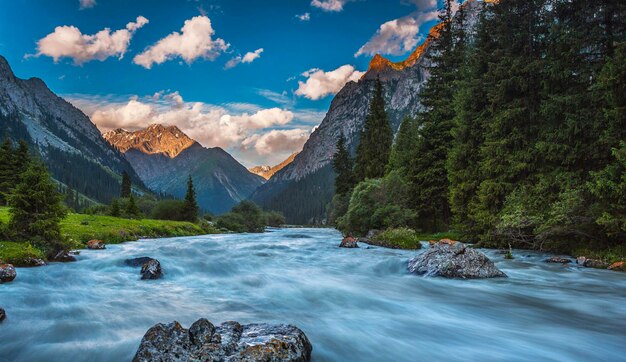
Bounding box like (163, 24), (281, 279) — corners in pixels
(1, 228), (625, 361)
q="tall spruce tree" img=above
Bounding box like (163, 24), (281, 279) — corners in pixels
(354, 78), (393, 181)
(120, 171), (131, 198)
(332, 133), (355, 195)
(181, 176), (199, 222)
(9, 160), (67, 254)
(387, 116), (418, 174)
(125, 194), (141, 218)
(0, 139), (14, 205)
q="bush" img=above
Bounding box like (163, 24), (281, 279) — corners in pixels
(373, 228), (422, 249)
(216, 200), (266, 233)
(215, 212), (248, 233)
(264, 211), (286, 227)
(151, 199), (187, 221)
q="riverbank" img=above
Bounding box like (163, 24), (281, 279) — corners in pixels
(0, 207), (216, 266)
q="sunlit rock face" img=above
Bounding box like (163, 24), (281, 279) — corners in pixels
(253, 0), (487, 224)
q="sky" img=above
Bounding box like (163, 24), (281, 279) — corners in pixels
(0, 0), (444, 167)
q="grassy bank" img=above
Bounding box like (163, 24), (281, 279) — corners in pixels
(365, 228), (461, 250)
(0, 207), (216, 265)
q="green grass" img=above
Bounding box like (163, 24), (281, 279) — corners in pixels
(0, 241), (45, 266)
(0, 207), (217, 263)
(414, 230), (462, 242)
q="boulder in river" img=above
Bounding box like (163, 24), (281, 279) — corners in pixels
(87, 239), (106, 250)
(339, 236), (358, 248)
(408, 241), (506, 279)
(133, 318), (312, 362)
(50, 251), (76, 263)
(0, 307), (5, 322)
(20, 257), (46, 267)
(545, 256), (572, 264)
(125, 257), (155, 267)
(608, 261), (626, 272)
(577, 257), (609, 269)
(0, 264), (16, 283)
(140, 259), (162, 280)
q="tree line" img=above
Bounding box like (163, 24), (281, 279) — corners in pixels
(331, 0), (625, 253)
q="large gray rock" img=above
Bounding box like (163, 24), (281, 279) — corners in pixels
(140, 259), (162, 280)
(408, 242), (506, 279)
(0, 264), (16, 283)
(133, 318), (312, 362)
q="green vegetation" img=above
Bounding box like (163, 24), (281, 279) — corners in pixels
(216, 200), (286, 233)
(330, 0), (626, 259)
(373, 228), (423, 250)
(181, 176), (199, 222)
(0, 241), (45, 266)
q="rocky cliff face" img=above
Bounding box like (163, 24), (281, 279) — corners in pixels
(249, 152), (299, 180)
(252, 0), (486, 224)
(0, 55), (142, 203)
(105, 125), (264, 214)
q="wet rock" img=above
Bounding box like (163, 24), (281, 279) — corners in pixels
(545, 256), (572, 264)
(0, 308), (5, 322)
(576, 256), (587, 265)
(140, 259), (162, 280)
(339, 236), (358, 248)
(0, 264), (17, 283)
(408, 241), (506, 279)
(583, 259), (609, 269)
(86, 239), (106, 250)
(20, 257), (46, 267)
(124, 257), (155, 267)
(133, 318), (312, 362)
(50, 250), (76, 263)
(608, 261), (626, 272)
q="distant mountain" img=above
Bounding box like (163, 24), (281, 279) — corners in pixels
(249, 152), (299, 180)
(104, 125), (264, 214)
(252, 0), (486, 224)
(0, 55), (143, 204)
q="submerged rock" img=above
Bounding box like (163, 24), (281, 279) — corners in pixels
(545, 256), (572, 264)
(0, 264), (16, 283)
(87, 239), (106, 250)
(50, 251), (76, 263)
(140, 259), (162, 280)
(125, 257), (155, 267)
(133, 318), (312, 362)
(0, 307), (5, 322)
(408, 241), (506, 279)
(339, 236), (358, 248)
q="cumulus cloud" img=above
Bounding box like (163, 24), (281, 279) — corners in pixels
(79, 0), (96, 9)
(225, 48), (263, 69)
(295, 65), (364, 100)
(311, 0), (350, 12)
(296, 13), (311, 21)
(355, 0), (443, 57)
(133, 16), (229, 69)
(31, 16), (148, 64)
(241, 129), (309, 155)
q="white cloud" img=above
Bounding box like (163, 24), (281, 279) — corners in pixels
(225, 48), (264, 69)
(296, 13), (311, 21)
(355, 0), (442, 57)
(133, 16), (229, 69)
(241, 129), (309, 155)
(79, 0), (96, 9)
(311, 0), (350, 12)
(295, 65), (364, 100)
(32, 16), (148, 64)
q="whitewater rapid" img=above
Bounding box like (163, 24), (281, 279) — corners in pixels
(1, 228), (625, 361)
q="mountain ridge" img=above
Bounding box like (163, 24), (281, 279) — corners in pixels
(249, 152), (299, 180)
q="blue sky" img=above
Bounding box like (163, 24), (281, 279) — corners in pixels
(0, 0), (444, 166)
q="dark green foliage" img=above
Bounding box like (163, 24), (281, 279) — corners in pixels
(150, 199), (187, 221)
(110, 198), (121, 217)
(181, 176), (199, 222)
(216, 200), (265, 233)
(125, 194), (141, 219)
(0, 139), (15, 204)
(121, 171), (132, 198)
(8, 161), (68, 255)
(264, 211), (286, 227)
(332, 133), (355, 195)
(387, 116), (418, 174)
(354, 78), (393, 181)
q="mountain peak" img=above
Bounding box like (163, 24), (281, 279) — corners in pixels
(103, 123), (197, 158)
(249, 152), (299, 180)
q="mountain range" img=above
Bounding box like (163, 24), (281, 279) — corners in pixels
(249, 152), (299, 180)
(252, 0), (486, 224)
(104, 125), (264, 214)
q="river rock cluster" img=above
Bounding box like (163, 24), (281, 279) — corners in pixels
(133, 318), (312, 362)
(339, 236), (358, 248)
(408, 241), (506, 279)
(0, 264), (16, 283)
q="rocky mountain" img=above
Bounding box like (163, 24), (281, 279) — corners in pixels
(249, 152), (299, 180)
(252, 0), (486, 224)
(0, 55), (142, 204)
(105, 125), (264, 214)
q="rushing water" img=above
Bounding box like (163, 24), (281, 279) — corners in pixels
(1, 228), (626, 361)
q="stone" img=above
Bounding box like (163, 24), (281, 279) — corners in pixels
(608, 261), (626, 271)
(583, 259), (609, 269)
(133, 318), (312, 362)
(545, 256), (572, 264)
(0, 308), (5, 322)
(0, 264), (16, 283)
(339, 236), (358, 248)
(408, 241), (506, 279)
(50, 251), (76, 263)
(140, 259), (162, 280)
(86, 239), (106, 250)
(124, 257), (155, 267)
(20, 257), (46, 267)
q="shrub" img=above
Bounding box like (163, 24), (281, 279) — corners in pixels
(264, 211), (286, 227)
(373, 227), (422, 249)
(151, 199), (187, 221)
(215, 212), (248, 233)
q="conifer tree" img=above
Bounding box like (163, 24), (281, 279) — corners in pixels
(387, 116), (417, 174)
(354, 78), (393, 181)
(0, 139), (14, 205)
(181, 176), (199, 222)
(332, 133), (355, 195)
(125, 193), (141, 218)
(120, 171), (131, 198)
(110, 198), (121, 217)
(9, 160), (67, 254)
(14, 140), (30, 177)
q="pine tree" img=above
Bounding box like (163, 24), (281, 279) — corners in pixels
(125, 194), (141, 218)
(0, 139), (14, 205)
(14, 140), (30, 177)
(332, 133), (355, 195)
(8, 160), (67, 254)
(354, 78), (393, 181)
(120, 171), (131, 198)
(387, 116), (418, 174)
(181, 176), (199, 222)
(110, 198), (121, 217)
